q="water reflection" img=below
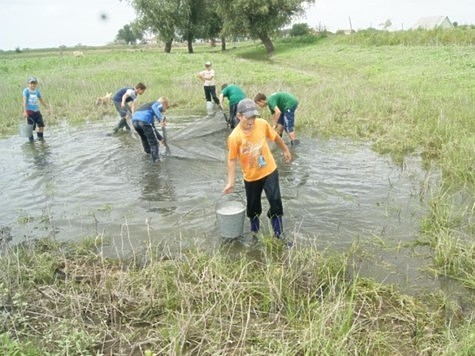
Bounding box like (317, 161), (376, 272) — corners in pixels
(21, 140), (52, 171)
(0, 117), (444, 293)
(139, 163), (176, 215)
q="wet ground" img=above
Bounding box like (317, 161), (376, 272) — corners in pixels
(1, 112), (445, 293)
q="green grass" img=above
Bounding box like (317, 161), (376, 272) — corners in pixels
(1, 30), (475, 354)
(0, 237), (467, 355)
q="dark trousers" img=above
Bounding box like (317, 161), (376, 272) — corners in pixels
(113, 101), (131, 131)
(132, 121), (163, 161)
(244, 169), (283, 220)
(229, 103), (238, 129)
(204, 86), (219, 104)
(26, 111), (45, 129)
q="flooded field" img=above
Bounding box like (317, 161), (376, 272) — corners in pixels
(0, 113), (442, 292)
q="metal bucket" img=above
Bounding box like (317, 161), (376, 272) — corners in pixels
(206, 101), (215, 115)
(19, 123), (33, 137)
(216, 200), (245, 238)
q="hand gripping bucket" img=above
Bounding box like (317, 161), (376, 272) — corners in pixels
(19, 123), (34, 137)
(215, 200), (246, 238)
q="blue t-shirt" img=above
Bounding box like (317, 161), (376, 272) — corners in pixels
(132, 101), (164, 125)
(23, 88), (42, 112)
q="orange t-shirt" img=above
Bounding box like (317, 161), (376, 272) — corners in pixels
(227, 118), (278, 182)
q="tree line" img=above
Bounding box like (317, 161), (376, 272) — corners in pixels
(116, 0), (316, 54)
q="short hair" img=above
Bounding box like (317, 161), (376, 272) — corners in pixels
(221, 83), (228, 90)
(158, 96), (170, 109)
(254, 93), (267, 102)
(135, 82), (146, 90)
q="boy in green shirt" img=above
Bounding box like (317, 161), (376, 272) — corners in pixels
(219, 83), (246, 129)
(254, 92), (299, 146)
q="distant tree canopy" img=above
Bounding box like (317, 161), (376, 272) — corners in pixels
(216, 0), (315, 53)
(130, 0), (215, 53)
(116, 23), (143, 45)
(126, 0), (314, 53)
(290, 23), (311, 36)
(130, 0), (180, 53)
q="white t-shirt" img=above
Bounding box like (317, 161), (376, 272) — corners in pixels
(200, 69), (215, 86)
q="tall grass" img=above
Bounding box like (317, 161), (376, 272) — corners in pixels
(334, 27), (475, 46)
(1, 30), (475, 353)
(0, 236), (467, 354)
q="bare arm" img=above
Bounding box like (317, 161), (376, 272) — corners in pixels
(39, 97), (48, 109)
(272, 107), (282, 127)
(274, 134), (292, 163)
(223, 158), (237, 194)
(130, 101), (137, 113)
(121, 93), (130, 107)
(22, 96), (28, 117)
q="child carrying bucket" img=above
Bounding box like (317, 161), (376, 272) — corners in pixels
(223, 98), (292, 244)
(22, 77), (49, 142)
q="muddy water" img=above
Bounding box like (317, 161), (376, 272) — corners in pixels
(1, 113), (442, 292)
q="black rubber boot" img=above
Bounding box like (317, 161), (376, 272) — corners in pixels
(271, 215), (283, 238)
(150, 144), (159, 162)
(250, 217), (260, 233)
(113, 118), (127, 133)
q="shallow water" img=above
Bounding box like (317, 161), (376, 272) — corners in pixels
(1, 113), (444, 292)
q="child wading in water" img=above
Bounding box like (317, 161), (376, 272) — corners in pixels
(22, 77), (49, 142)
(223, 98), (292, 245)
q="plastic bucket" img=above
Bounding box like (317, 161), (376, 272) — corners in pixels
(216, 200), (246, 238)
(206, 101), (214, 115)
(19, 123), (33, 137)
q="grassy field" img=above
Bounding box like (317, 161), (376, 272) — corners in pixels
(0, 30), (474, 354)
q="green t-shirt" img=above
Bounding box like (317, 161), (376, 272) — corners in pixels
(267, 92), (298, 113)
(222, 85), (246, 105)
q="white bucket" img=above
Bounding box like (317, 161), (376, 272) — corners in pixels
(216, 200), (246, 238)
(206, 101), (215, 115)
(19, 123), (33, 137)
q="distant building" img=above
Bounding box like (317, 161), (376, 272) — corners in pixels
(412, 16), (454, 30)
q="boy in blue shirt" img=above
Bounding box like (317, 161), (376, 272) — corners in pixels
(22, 77), (49, 142)
(132, 97), (170, 162)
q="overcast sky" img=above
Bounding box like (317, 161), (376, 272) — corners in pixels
(0, 0), (473, 50)
(299, 0), (473, 32)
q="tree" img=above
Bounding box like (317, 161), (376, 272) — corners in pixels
(116, 23), (143, 44)
(290, 23), (311, 36)
(130, 0), (212, 53)
(130, 0), (182, 53)
(207, 7), (226, 50)
(378, 19), (392, 31)
(177, 0), (209, 53)
(216, 0), (315, 54)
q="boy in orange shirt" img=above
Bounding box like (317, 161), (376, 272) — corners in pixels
(223, 98), (292, 241)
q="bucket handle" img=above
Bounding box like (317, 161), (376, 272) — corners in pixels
(217, 190), (245, 204)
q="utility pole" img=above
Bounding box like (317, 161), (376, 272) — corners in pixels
(348, 17), (353, 32)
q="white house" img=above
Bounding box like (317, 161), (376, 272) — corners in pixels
(412, 16), (454, 30)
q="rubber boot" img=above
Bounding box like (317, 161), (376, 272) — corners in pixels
(113, 118), (126, 133)
(28, 135), (34, 142)
(271, 215), (283, 238)
(150, 144), (159, 162)
(250, 217), (260, 233)
(37, 132), (44, 141)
